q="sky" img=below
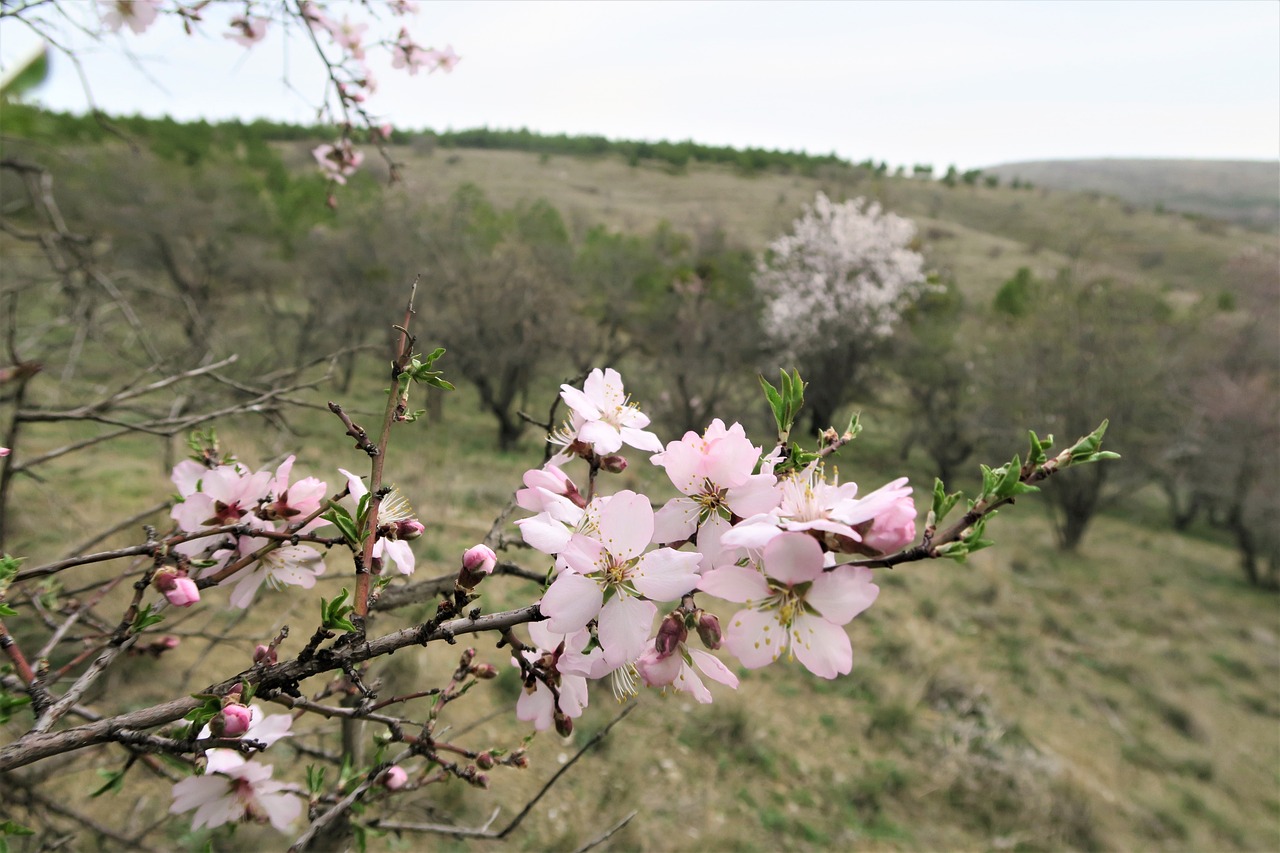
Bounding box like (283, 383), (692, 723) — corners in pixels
(2, 0), (1277, 170)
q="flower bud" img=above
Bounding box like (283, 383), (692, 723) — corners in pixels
(473, 772), (490, 789)
(458, 544), (497, 589)
(212, 703), (252, 738)
(476, 751), (495, 769)
(553, 710), (573, 738)
(600, 454), (628, 474)
(696, 611), (723, 650)
(511, 750), (529, 769)
(458, 648), (476, 670)
(155, 570), (200, 608)
(254, 644), (277, 666)
(655, 612), (688, 658)
(383, 765), (408, 790)
(396, 519), (425, 540)
(470, 663), (498, 680)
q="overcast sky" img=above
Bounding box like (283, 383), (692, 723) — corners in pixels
(2, 0), (1277, 170)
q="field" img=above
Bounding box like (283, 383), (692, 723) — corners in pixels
(2, 139), (1278, 851)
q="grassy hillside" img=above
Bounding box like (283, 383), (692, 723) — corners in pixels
(983, 159), (1280, 233)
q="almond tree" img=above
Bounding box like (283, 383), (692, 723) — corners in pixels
(755, 192), (929, 434)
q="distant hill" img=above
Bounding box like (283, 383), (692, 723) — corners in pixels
(983, 159), (1279, 232)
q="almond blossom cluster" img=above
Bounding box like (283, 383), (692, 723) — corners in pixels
(509, 368), (917, 729)
(168, 455), (330, 608)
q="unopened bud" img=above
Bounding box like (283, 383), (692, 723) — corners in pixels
(470, 663), (498, 679)
(600, 454), (628, 474)
(160, 635), (180, 650)
(458, 648), (476, 669)
(472, 772), (490, 789)
(696, 611), (723, 650)
(458, 544), (497, 589)
(155, 570), (200, 608)
(211, 703), (252, 738)
(511, 750), (529, 769)
(655, 612), (688, 658)
(554, 710), (573, 738)
(254, 644), (277, 666)
(383, 765), (408, 790)
(476, 751), (495, 769)
(396, 519), (425, 540)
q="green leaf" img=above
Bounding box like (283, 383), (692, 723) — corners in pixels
(131, 604), (164, 633)
(306, 765), (327, 795)
(0, 819), (35, 837)
(90, 768), (126, 798)
(0, 603), (15, 617)
(324, 504), (360, 546)
(321, 588), (358, 633)
(930, 479), (962, 526)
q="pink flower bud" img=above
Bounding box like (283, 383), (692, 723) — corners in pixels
(0, 447), (9, 457)
(655, 612), (688, 658)
(458, 544), (497, 589)
(396, 519), (425, 540)
(215, 703), (252, 738)
(161, 635), (181, 650)
(476, 751), (495, 769)
(860, 493), (917, 555)
(600, 454), (628, 474)
(155, 570), (200, 608)
(470, 663), (498, 680)
(696, 611), (723, 650)
(254, 644), (277, 666)
(511, 751), (529, 769)
(383, 765), (409, 790)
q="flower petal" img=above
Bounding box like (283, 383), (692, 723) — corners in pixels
(762, 531), (825, 586)
(631, 548), (701, 601)
(807, 565), (879, 625)
(698, 565), (771, 604)
(540, 572), (602, 634)
(598, 595), (656, 667)
(789, 613), (853, 679)
(724, 606), (787, 669)
(597, 490), (653, 560)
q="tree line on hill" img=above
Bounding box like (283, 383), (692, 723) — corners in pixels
(1, 110), (1274, 587)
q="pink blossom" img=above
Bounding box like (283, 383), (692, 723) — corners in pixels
(226, 535), (326, 609)
(225, 15), (268, 47)
(326, 16), (369, 59)
(389, 0), (420, 15)
(650, 418), (779, 546)
(513, 622), (593, 731)
(170, 759), (300, 833)
(265, 455), (328, 522)
(200, 704), (293, 775)
(699, 531), (879, 679)
(100, 0), (161, 35)
(462, 544), (496, 575)
(539, 491), (700, 666)
(425, 44), (461, 73)
(636, 642), (738, 704)
(170, 463), (272, 533)
(337, 468), (418, 575)
(383, 765), (409, 790)
(554, 368), (662, 457)
(298, 0), (332, 32)
(312, 140), (364, 185)
(0, 447), (9, 457)
(856, 481), (916, 554)
(390, 29), (432, 75)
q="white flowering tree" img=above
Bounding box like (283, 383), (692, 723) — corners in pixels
(756, 192), (929, 434)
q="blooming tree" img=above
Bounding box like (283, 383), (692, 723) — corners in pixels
(756, 192), (931, 433)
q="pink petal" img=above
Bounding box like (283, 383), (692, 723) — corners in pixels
(559, 532), (608, 574)
(807, 565), (879, 624)
(559, 384), (602, 420)
(619, 426), (663, 453)
(705, 428), (760, 489)
(515, 512), (573, 555)
(636, 647), (682, 687)
(789, 613), (853, 679)
(578, 420), (623, 454)
(540, 572), (602, 634)
(726, 474), (782, 518)
(652, 439), (705, 496)
(672, 659), (713, 703)
(516, 682), (555, 730)
(762, 532), (825, 586)
(631, 548), (701, 601)
(719, 518), (783, 551)
(652, 497), (699, 545)
(724, 606), (786, 669)
(698, 564), (771, 603)
(690, 648), (739, 689)
(598, 491), (653, 560)
(598, 595), (656, 667)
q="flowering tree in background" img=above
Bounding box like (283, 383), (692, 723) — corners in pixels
(756, 192), (930, 434)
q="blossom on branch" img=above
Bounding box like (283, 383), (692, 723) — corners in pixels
(700, 531), (879, 678)
(553, 368), (662, 459)
(170, 759), (301, 833)
(100, 0), (161, 35)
